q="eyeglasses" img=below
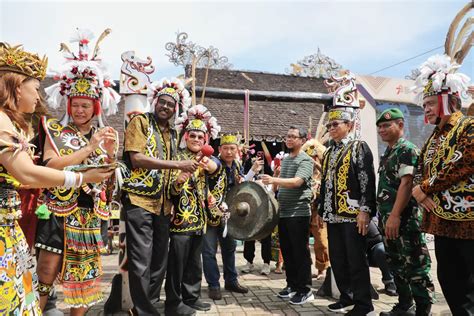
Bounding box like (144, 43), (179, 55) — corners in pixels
(286, 135), (302, 139)
(157, 98), (176, 109)
(325, 121), (346, 130)
(188, 133), (205, 140)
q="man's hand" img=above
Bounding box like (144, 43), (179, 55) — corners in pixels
(176, 171), (191, 184)
(356, 211), (370, 236)
(413, 185), (437, 212)
(251, 157), (264, 173)
(273, 166), (281, 177)
(198, 156), (211, 171)
(419, 196), (437, 212)
(412, 185), (427, 203)
(260, 174), (274, 185)
(385, 214), (401, 240)
(178, 160), (199, 173)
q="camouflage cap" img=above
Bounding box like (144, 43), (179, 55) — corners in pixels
(376, 108), (404, 125)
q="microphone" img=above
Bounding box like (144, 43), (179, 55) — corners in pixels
(197, 144), (214, 162)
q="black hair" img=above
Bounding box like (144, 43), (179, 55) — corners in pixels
(288, 125), (307, 140)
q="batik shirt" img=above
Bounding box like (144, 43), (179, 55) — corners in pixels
(319, 134), (376, 223)
(122, 113), (176, 215)
(377, 138), (420, 226)
(170, 150), (221, 234)
(418, 111), (474, 239)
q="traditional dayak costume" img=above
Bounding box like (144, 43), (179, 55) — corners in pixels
(122, 77), (190, 315)
(0, 43), (47, 314)
(412, 54), (473, 314)
(165, 104), (220, 315)
(318, 72), (376, 314)
(34, 28), (120, 308)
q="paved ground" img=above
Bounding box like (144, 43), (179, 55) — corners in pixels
(55, 236), (452, 315)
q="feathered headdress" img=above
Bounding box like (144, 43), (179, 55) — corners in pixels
(147, 77), (191, 123)
(175, 104), (221, 149)
(45, 28), (121, 127)
(412, 54), (470, 117)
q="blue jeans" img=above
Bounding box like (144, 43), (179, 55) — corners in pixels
(202, 225), (238, 289)
(368, 242), (393, 283)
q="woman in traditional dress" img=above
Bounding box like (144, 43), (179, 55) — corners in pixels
(0, 43), (113, 315)
(34, 28), (120, 315)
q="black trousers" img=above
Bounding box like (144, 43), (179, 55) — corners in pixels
(327, 222), (373, 314)
(125, 202), (170, 316)
(243, 234), (272, 264)
(165, 234), (203, 308)
(278, 216), (312, 294)
(435, 236), (474, 316)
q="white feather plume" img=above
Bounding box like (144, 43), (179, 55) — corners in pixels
(412, 54), (470, 105)
(70, 28), (95, 43)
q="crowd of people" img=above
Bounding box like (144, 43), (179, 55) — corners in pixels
(0, 30), (472, 316)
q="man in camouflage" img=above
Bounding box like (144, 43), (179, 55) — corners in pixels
(376, 108), (435, 316)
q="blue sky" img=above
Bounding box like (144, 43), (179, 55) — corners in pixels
(1, 0), (472, 82)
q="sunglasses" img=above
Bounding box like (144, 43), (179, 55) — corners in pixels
(157, 98), (176, 109)
(325, 121), (346, 130)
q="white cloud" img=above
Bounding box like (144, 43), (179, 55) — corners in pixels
(1, 0), (470, 80)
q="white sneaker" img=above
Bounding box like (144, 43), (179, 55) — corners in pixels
(260, 263), (271, 275)
(289, 289), (314, 305)
(241, 262), (254, 273)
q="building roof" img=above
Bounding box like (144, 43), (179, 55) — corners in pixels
(188, 67), (328, 141)
(189, 66), (328, 92)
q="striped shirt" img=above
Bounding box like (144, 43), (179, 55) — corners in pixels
(277, 152), (314, 218)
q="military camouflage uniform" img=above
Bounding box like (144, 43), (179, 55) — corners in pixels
(377, 137), (435, 310)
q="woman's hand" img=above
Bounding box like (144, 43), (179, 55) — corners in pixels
(82, 167), (115, 184)
(89, 127), (117, 155)
(101, 127), (118, 157)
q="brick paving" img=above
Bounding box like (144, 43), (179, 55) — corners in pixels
(54, 237), (452, 315)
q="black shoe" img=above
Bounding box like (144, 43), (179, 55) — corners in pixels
(345, 309), (375, 316)
(328, 301), (355, 313)
(208, 287), (222, 300)
(415, 303), (431, 316)
(43, 308), (64, 316)
(380, 303), (415, 316)
(185, 300), (211, 311)
(130, 307), (160, 316)
(289, 290), (314, 305)
(225, 282), (248, 293)
(164, 303), (196, 316)
(277, 286), (296, 298)
(384, 281), (398, 297)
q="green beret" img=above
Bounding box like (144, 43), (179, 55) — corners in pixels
(376, 108), (404, 125)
